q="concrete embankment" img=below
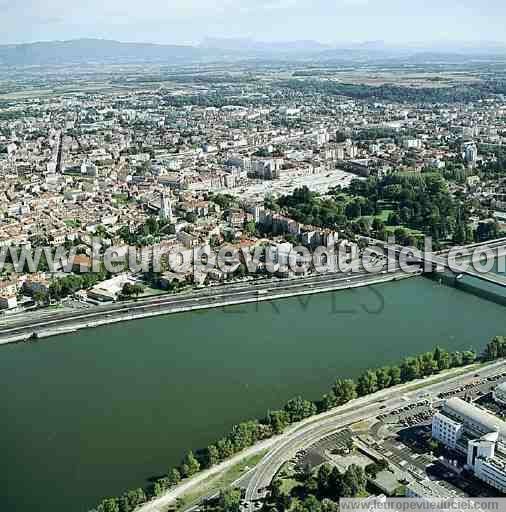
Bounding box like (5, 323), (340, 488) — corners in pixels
(34, 328), (79, 339)
(0, 333), (33, 344)
(0, 272), (415, 346)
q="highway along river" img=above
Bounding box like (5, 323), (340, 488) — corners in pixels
(1, 277), (506, 512)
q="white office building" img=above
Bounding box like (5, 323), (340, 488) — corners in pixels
(462, 142), (478, 167)
(403, 138), (423, 150)
(431, 398), (506, 493)
(432, 412), (463, 449)
(493, 383), (506, 406)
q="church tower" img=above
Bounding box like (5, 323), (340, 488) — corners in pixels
(160, 190), (174, 223)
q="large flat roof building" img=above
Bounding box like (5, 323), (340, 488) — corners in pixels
(432, 398), (506, 494)
(442, 397), (506, 441)
(493, 383), (506, 407)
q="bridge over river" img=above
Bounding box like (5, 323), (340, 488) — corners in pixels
(371, 237), (506, 304)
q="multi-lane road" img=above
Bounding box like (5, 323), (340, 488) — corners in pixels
(134, 360), (506, 512)
(0, 267), (413, 344)
(242, 360), (506, 508)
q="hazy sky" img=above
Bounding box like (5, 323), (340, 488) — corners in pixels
(1, 0), (505, 46)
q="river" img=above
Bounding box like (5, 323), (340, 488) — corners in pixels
(1, 277), (505, 512)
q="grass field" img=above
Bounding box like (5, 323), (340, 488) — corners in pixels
(377, 209), (394, 222)
(174, 450), (268, 512)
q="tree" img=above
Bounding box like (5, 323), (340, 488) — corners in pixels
(217, 488), (242, 512)
(375, 367), (392, 389)
(122, 282), (144, 298)
(484, 337), (506, 361)
(266, 410), (289, 434)
(388, 366), (401, 386)
(153, 480), (165, 497)
(216, 438), (234, 459)
(428, 439), (440, 455)
(185, 212), (197, 224)
(343, 464), (366, 497)
(270, 478), (283, 501)
(356, 370), (378, 396)
(434, 346), (450, 371)
(332, 379), (357, 405)
(454, 222), (466, 244)
(387, 212), (401, 226)
(97, 498), (119, 512)
(245, 220), (257, 236)
(345, 200), (362, 219)
(204, 445), (220, 468)
(321, 393), (337, 411)
(419, 352), (438, 376)
(300, 496), (322, 512)
(372, 218), (385, 233)
(477, 220), (499, 242)
(462, 350), (477, 365)
(400, 357), (421, 382)
(484, 339), (500, 361)
(438, 351), (451, 371)
(317, 464), (333, 497)
(365, 459), (388, 478)
(450, 351), (464, 367)
(355, 217), (371, 235)
(167, 468), (181, 486)
(228, 421), (262, 451)
(328, 466), (344, 500)
(212, 193), (237, 210)
(180, 451), (200, 478)
(284, 397), (317, 423)
(321, 499), (339, 512)
(119, 489), (146, 512)
(33, 289), (49, 306)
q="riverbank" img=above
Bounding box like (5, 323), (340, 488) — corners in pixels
(137, 359), (505, 512)
(92, 334), (497, 512)
(0, 269), (415, 345)
(3, 278), (504, 512)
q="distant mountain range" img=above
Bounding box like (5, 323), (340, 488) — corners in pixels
(0, 39), (213, 66)
(0, 38), (504, 67)
(199, 37), (332, 52)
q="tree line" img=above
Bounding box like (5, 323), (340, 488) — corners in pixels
(262, 462), (368, 512)
(49, 270), (108, 301)
(270, 171), (472, 246)
(89, 339), (502, 512)
(279, 80), (492, 105)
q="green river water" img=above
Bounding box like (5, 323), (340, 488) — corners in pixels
(1, 277), (506, 512)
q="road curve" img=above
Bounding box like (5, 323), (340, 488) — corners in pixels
(243, 360), (506, 507)
(134, 360), (506, 512)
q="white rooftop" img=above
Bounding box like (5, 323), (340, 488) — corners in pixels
(444, 397), (506, 440)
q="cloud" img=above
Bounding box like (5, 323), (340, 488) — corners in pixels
(1, 0), (506, 45)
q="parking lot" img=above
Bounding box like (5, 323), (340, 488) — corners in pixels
(378, 400), (433, 427)
(437, 372), (506, 401)
(296, 429), (355, 469)
(264, 370), (506, 506)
